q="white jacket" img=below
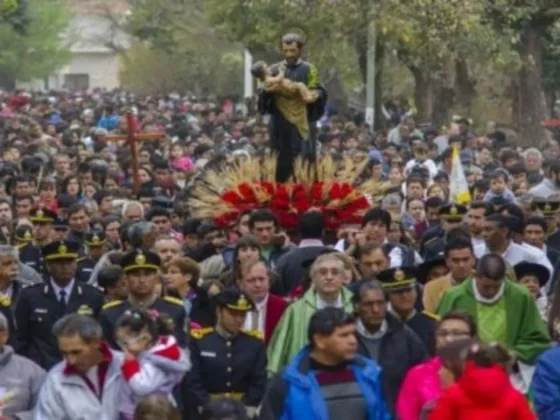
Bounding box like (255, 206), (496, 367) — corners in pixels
(34, 347), (125, 420)
(119, 335), (191, 419)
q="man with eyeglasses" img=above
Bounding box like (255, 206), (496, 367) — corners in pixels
(353, 280), (428, 415)
(267, 253), (354, 375)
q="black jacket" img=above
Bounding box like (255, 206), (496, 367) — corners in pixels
(274, 245), (331, 296)
(357, 314), (428, 415)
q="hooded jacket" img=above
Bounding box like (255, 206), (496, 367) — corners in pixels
(428, 362), (535, 420)
(119, 335), (191, 419)
(0, 345), (46, 420)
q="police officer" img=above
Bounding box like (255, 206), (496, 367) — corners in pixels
(14, 225), (33, 249)
(76, 230), (107, 283)
(14, 240), (105, 369)
(186, 287), (267, 419)
(98, 249), (188, 348)
(52, 216), (69, 242)
(377, 266), (437, 354)
(19, 208), (57, 278)
(422, 203), (468, 261)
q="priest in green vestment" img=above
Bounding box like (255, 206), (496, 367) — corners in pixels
(437, 253), (550, 364)
(267, 253), (354, 374)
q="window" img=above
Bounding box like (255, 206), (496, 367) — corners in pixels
(64, 74), (89, 90)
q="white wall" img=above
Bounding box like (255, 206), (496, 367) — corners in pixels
(63, 52), (120, 89)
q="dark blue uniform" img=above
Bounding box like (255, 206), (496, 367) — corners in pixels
(19, 243), (48, 277)
(14, 281), (104, 369)
(98, 297), (189, 349)
(403, 310), (437, 355)
(76, 257), (97, 283)
(186, 328), (267, 413)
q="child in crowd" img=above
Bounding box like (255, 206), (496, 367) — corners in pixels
(116, 310), (191, 420)
(429, 341), (534, 420)
(483, 169), (517, 204)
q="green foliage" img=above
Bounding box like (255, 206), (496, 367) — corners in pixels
(1, 0), (29, 33)
(119, 41), (244, 97)
(123, 0), (245, 96)
(0, 0), (70, 82)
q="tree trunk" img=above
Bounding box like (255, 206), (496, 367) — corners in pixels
(409, 65), (432, 123)
(432, 72), (455, 127)
(324, 70), (348, 114)
(374, 37), (385, 130)
(454, 56), (476, 115)
(515, 24), (551, 145)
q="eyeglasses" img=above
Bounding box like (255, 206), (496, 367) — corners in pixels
(436, 330), (471, 339)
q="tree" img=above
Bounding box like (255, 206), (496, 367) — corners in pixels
(0, 0), (71, 88)
(486, 0), (560, 143)
(1, 0), (29, 33)
(122, 0), (245, 97)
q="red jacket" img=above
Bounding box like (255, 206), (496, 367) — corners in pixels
(264, 294), (289, 344)
(429, 362), (535, 420)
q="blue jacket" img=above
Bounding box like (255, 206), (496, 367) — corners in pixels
(280, 347), (391, 420)
(533, 344), (560, 419)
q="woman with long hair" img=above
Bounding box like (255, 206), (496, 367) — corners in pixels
(220, 235), (262, 286)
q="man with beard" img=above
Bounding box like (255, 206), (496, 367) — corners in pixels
(257, 33), (328, 182)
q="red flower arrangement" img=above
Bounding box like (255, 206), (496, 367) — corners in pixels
(192, 154), (388, 231)
(214, 180), (370, 230)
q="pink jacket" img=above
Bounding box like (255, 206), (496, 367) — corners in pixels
(397, 357), (444, 420)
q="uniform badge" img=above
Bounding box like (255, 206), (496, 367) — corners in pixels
(77, 304), (93, 315)
(238, 295), (249, 309)
(58, 244), (68, 255)
(92, 235), (100, 244)
(135, 253), (146, 265)
(36, 209), (44, 218)
(545, 204), (552, 212)
(394, 269), (405, 282)
(450, 206), (458, 215)
(24, 231), (31, 240)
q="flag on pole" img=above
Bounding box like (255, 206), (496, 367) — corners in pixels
(449, 145), (471, 204)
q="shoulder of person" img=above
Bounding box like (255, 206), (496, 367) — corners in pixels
(101, 299), (124, 311)
(241, 329), (265, 341)
(190, 327), (214, 340)
(421, 310), (440, 321)
(162, 296), (185, 307)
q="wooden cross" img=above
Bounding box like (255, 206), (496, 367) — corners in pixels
(102, 111), (166, 192)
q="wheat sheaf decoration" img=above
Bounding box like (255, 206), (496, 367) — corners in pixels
(190, 153), (391, 230)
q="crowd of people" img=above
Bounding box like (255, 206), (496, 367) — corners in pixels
(0, 86), (560, 420)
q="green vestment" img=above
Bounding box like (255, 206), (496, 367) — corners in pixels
(266, 286), (354, 375)
(437, 279), (550, 364)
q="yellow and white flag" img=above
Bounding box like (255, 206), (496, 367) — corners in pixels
(449, 145), (471, 204)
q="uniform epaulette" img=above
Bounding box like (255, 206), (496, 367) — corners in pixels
(242, 329), (264, 340)
(16, 243), (26, 250)
(190, 327), (213, 339)
(102, 300), (123, 310)
(76, 257), (86, 263)
(422, 310), (440, 321)
(163, 296), (184, 306)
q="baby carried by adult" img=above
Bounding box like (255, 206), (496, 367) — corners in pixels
(251, 61), (318, 103)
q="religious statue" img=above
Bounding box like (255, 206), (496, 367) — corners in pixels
(257, 33), (328, 182)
